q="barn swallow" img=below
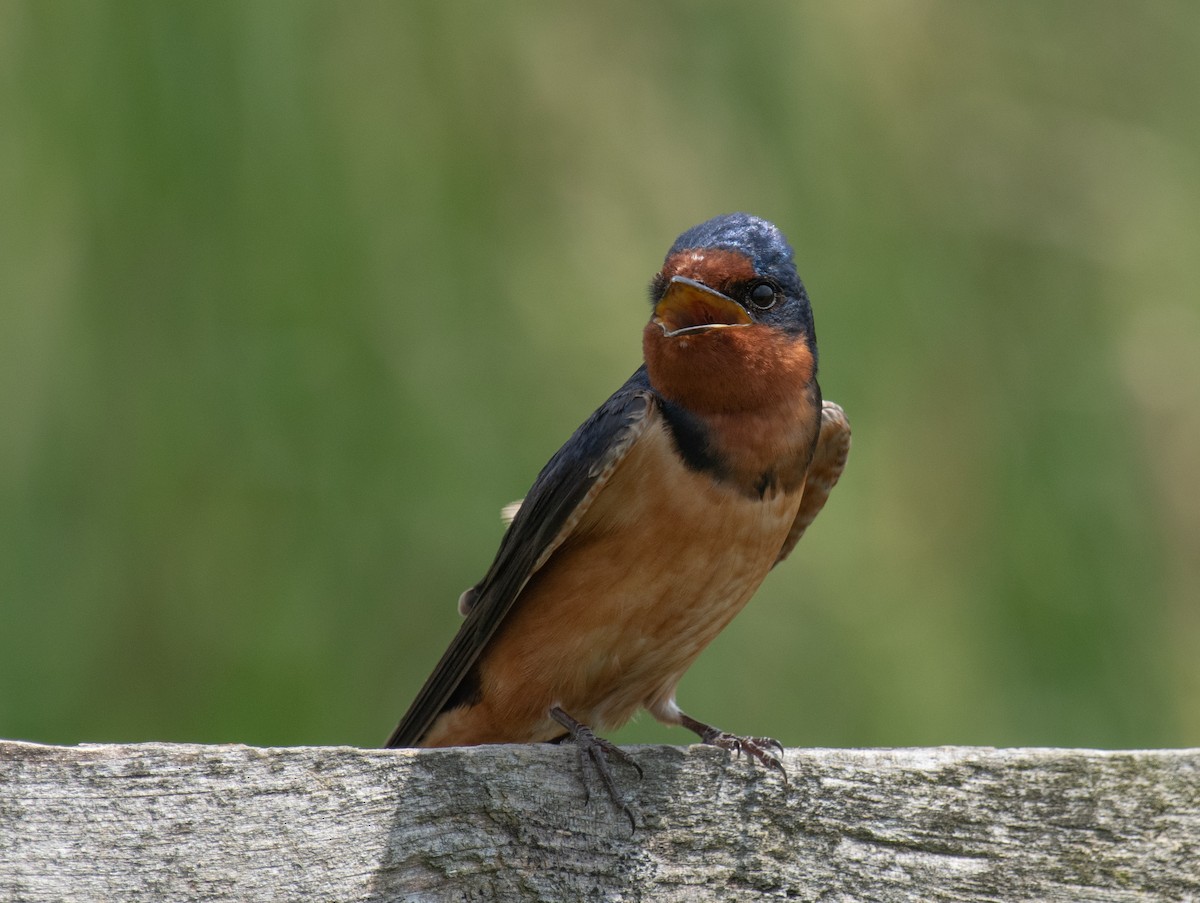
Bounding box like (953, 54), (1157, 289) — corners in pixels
(387, 213), (850, 825)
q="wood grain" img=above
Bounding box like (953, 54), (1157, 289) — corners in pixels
(2, 741), (1197, 901)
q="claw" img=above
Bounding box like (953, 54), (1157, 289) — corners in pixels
(680, 713), (789, 785)
(549, 706), (641, 832)
(756, 736), (786, 757)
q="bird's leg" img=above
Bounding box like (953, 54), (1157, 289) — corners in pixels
(678, 711), (788, 782)
(548, 706), (642, 831)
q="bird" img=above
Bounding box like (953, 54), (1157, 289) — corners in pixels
(386, 213), (850, 823)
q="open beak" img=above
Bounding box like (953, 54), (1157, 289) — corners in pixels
(652, 276), (752, 337)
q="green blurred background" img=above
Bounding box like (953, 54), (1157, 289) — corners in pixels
(2, 2), (1197, 751)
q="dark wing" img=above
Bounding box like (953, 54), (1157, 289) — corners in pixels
(386, 366), (658, 747)
(775, 400), (851, 566)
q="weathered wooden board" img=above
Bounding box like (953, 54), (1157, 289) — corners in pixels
(1, 741), (1197, 901)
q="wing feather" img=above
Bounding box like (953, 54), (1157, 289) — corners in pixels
(386, 367), (658, 747)
(775, 400), (851, 566)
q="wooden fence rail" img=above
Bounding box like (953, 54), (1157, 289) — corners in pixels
(1, 740), (1197, 901)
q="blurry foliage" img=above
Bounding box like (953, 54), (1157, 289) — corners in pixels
(1, 2), (1197, 749)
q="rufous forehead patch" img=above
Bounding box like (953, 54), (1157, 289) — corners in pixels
(661, 249), (756, 292)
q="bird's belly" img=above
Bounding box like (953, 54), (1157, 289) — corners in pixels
(479, 421), (803, 738)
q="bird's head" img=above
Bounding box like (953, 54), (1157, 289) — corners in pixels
(643, 213), (818, 414)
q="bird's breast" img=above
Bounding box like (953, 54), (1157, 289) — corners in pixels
(478, 416), (805, 736)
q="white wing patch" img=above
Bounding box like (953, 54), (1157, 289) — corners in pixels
(500, 500), (523, 526)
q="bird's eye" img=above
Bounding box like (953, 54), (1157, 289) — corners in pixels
(747, 281), (778, 309)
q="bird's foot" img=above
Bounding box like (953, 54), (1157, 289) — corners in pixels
(549, 706), (641, 832)
(679, 712), (788, 783)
